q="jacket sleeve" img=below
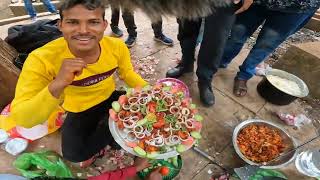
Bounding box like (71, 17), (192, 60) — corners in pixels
(88, 166), (137, 180)
(117, 42), (148, 88)
(0, 53), (62, 130)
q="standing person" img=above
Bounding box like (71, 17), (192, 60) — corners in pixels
(220, 1), (320, 97)
(166, 0), (253, 107)
(110, 7), (173, 48)
(23, 0), (57, 21)
(2, 0), (147, 168)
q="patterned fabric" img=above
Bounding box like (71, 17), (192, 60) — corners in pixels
(254, 0), (320, 13)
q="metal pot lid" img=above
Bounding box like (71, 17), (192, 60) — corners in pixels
(265, 69), (309, 98)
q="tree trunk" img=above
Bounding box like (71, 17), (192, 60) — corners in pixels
(0, 38), (19, 110)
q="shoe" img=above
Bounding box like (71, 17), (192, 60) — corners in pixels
(31, 16), (37, 22)
(198, 82), (215, 107)
(125, 35), (137, 48)
(111, 26), (123, 37)
(154, 34), (174, 46)
(166, 63), (194, 78)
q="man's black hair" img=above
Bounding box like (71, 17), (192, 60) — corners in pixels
(59, 0), (106, 20)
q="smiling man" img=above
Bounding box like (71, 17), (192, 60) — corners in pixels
(5, 0), (147, 167)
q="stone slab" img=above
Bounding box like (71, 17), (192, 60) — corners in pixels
(214, 69), (266, 114)
(273, 42), (320, 99)
(9, 1), (60, 16)
(175, 150), (209, 180)
(192, 164), (225, 180)
(257, 101), (319, 147)
(305, 17), (320, 32)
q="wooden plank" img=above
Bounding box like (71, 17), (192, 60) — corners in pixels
(0, 38), (19, 110)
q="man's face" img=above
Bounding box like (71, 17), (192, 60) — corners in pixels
(58, 5), (107, 52)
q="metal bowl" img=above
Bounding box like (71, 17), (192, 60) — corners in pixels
(232, 119), (298, 169)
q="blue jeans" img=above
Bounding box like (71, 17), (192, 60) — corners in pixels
(220, 5), (317, 80)
(23, 0), (57, 18)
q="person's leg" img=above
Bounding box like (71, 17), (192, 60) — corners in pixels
(111, 6), (120, 28)
(220, 5), (266, 68)
(152, 19), (163, 37)
(233, 9), (316, 97)
(166, 18), (201, 78)
(41, 0), (57, 13)
(236, 10), (317, 81)
(61, 91), (125, 163)
(23, 0), (37, 19)
(122, 9), (137, 47)
(110, 6), (123, 37)
(196, 18), (205, 46)
(152, 18), (174, 46)
(195, 5), (236, 106)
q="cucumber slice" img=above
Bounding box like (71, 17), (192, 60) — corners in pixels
(112, 101), (121, 112)
(190, 131), (202, 139)
(176, 144), (186, 153)
(190, 104), (197, 109)
(134, 146), (147, 157)
(146, 152), (159, 159)
(194, 114), (203, 121)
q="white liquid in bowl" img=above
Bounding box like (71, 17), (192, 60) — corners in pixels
(267, 75), (302, 97)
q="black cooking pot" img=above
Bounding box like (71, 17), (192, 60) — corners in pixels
(256, 69), (309, 106)
(257, 77), (297, 105)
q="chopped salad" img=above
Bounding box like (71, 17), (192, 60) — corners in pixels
(109, 82), (203, 158)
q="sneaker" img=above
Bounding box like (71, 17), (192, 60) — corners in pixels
(154, 34), (174, 46)
(198, 82), (215, 107)
(125, 35), (137, 48)
(166, 63), (194, 78)
(111, 26), (123, 37)
(31, 16), (37, 22)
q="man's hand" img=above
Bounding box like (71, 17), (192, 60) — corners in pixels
(134, 157), (151, 172)
(146, 167), (162, 180)
(49, 58), (86, 98)
(235, 0), (253, 14)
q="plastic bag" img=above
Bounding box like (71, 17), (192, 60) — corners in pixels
(249, 169), (287, 180)
(0, 104), (64, 141)
(13, 151), (73, 178)
(276, 112), (311, 128)
(1, 137), (29, 156)
(255, 63), (272, 76)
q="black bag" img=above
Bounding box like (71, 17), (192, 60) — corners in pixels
(5, 19), (62, 69)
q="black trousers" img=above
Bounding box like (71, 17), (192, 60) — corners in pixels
(178, 5), (237, 84)
(61, 91), (125, 162)
(111, 6), (163, 37)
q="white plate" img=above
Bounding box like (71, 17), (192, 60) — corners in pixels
(109, 117), (181, 159)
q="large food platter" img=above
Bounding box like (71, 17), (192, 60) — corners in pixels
(109, 78), (202, 159)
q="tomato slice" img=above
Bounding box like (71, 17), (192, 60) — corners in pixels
(160, 166), (170, 176)
(147, 102), (157, 113)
